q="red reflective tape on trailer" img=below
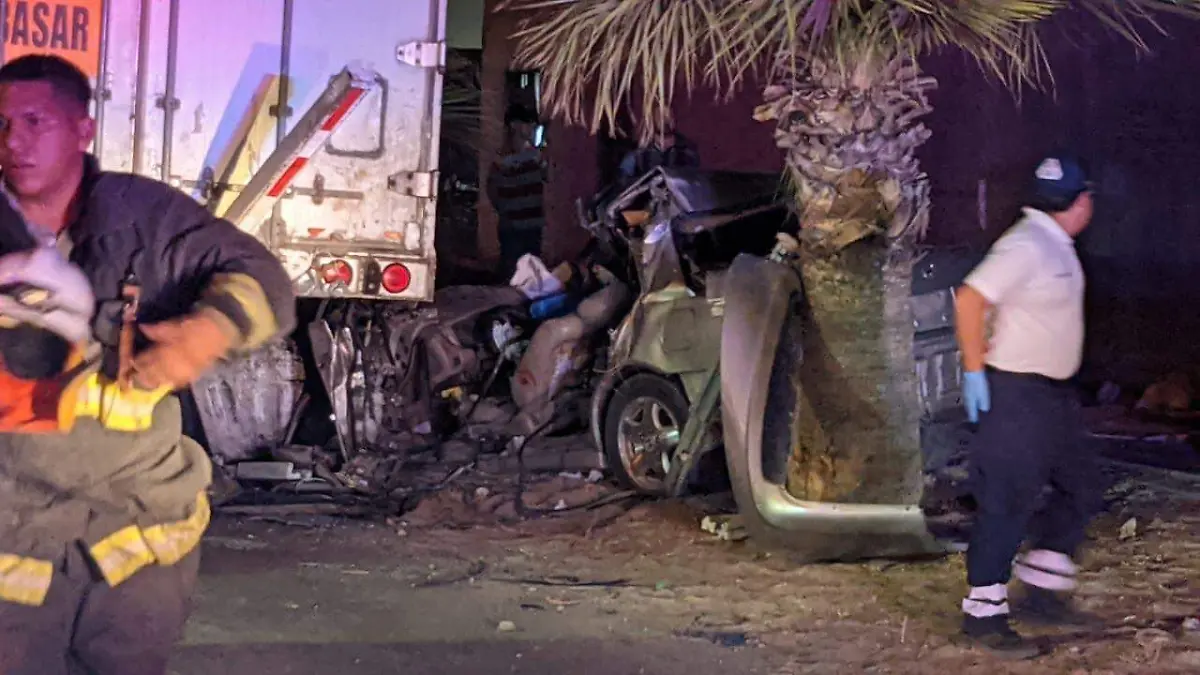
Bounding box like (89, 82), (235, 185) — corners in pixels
(322, 88), (366, 131)
(268, 157), (309, 197)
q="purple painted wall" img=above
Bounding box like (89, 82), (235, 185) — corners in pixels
(481, 9), (1200, 385)
(910, 15), (1200, 385)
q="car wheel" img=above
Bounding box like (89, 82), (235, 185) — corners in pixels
(603, 373), (690, 496)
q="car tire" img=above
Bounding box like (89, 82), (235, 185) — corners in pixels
(602, 372), (691, 496)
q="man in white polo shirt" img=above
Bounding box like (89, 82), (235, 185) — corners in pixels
(953, 154), (1102, 658)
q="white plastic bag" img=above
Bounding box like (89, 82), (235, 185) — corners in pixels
(509, 253), (564, 300)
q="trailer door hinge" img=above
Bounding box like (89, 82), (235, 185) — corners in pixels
(396, 41), (446, 69)
(388, 171), (438, 199)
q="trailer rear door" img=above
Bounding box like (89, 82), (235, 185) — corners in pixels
(13, 0), (446, 301)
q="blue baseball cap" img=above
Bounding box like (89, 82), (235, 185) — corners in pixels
(1032, 154), (1092, 204)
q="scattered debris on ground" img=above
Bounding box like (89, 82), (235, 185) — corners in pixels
(210, 428), (648, 533)
(199, 449), (1200, 674)
(700, 514), (747, 542)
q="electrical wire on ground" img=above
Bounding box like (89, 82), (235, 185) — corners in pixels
(512, 418), (644, 518)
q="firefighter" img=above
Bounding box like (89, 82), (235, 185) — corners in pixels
(0, 55), (295, 674)
(953, 154), (1103, 658)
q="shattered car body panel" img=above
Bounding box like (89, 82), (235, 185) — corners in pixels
(912, 247), (982, 420)
(716, 247), (981, 557)
(309, 319), (357, 456)
(508, 279), (633, 437)
(601, 167), (793, 294)
(911, 247), (983, 474)
(590, 166), (981, 555)
(305, 266), (633, 464)
(720, 253), (947, 560)
(589, 169), (790, 456)
(602, 168), (785, 227)
(608, 287), (724, 401)
(312, 286), (528, 455)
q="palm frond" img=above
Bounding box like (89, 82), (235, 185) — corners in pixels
(499, 0), (1200, 142)
(719, 0), (1065, 88)
(505, 0), (734, 145)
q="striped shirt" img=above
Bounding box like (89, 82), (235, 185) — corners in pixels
(491, 147), (545, 232)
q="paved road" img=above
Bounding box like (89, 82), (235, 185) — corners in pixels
(167, 433), (1200, 675)
(168, 519), (779, 675)
(173, 639), (769, 675)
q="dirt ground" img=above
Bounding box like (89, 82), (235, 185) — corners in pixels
(170, 459), (1200, 675)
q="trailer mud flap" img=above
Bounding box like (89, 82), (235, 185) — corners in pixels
(719, 253), (948, 561)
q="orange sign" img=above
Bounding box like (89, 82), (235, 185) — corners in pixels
(3, 0), (103, 78)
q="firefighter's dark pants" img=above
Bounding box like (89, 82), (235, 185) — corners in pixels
(966, 368), (1102, 588)
(0, 545), (199, 675)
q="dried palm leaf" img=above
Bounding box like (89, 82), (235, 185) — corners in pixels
(498, 0), (1200, 143)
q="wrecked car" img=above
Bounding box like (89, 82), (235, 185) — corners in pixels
(204, 161), (981, 562)
(585, 168), (787, 493)
(585, 167), (980, 557)
(251, 255), (633, 493)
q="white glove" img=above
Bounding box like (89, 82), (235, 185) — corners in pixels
(0, 246), (95, 345)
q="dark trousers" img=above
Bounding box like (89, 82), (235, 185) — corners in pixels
(965, 368), (1102, 588)
(498, 227), (544, 280)
(0, 545), (200, 675)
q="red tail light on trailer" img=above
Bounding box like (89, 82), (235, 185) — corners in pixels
(381, 263), (411, 293)
(319, 259), (353, 286)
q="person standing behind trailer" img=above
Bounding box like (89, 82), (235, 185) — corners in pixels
(487, 105), (547, 279)
(0, 55), (295, 674)
(953, 154), (1103, 659)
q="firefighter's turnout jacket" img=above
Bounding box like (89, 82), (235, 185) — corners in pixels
(0, 155), (296, 607)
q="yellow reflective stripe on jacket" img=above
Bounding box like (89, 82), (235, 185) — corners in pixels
(0, 554), (53, 606)
(202, 272), (278, 351)
(0, 493), (210, 605)
(87, 524), (156, 587)
(70, 372), (172, 432)
(89, 492), (211, 587)
(142, 492), (211, 565)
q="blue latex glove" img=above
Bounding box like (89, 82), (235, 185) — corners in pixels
(963, 370), (991, 423)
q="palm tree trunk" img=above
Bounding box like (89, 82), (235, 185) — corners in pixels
(787, 237), (922, 504)
(756, 47), (935, 505)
